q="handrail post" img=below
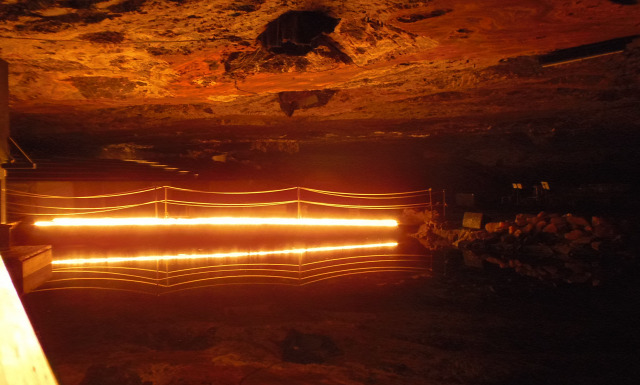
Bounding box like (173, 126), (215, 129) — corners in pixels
(154, 186), (159, 218)
(298, 252), (302, 285)
(155, 258), (160, 296)
(297, 187), (301, 219)
(164, 186), (168, 218)
(442, 189), (446, 220)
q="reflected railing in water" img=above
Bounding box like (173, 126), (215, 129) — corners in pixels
(35, 242), (431, 295)
(15, 186), (436, 294)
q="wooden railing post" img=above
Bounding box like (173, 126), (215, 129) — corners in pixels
(164, 186), (168, 218)
(297, 187), (301, 219)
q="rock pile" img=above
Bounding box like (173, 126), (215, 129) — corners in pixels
(413, 210), (635, 286)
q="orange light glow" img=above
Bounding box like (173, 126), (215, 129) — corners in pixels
(51, 242), (399, 265)
(35, 217), (398, 228)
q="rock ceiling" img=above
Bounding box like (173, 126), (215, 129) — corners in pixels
(1, 0), (639, 136)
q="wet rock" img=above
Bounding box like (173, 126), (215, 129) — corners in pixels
(250, 139), (299, 154)
(564, 229), (584, 241)
(401, 208), (437, 226)
(571, 236), (593, 245)
(281, 329), (341, 364)
(565, 214), (589, 228)
(535, 220), (548, 232)
(550, 216), (567, 228)
(485, 222), (501, 233)
(415, 210), (633, 286)
(278, 90), (337, 117)
(522, 223), (534, 234)
(542, 223), (558, 234)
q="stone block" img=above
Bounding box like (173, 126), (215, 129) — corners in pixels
(462, 212), (483, 229)
(1, 245), (52, 294)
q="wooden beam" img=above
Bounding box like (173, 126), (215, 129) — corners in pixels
(0, 257), (58, 385)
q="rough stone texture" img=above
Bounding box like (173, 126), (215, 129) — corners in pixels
(69, 76), (139, 99)
(281, 329), (341, 364)
(79, 364), (150, 385)
(0, 0), (637, 134)
(416, 210), (635, 286)
(278, 89), (337, 116)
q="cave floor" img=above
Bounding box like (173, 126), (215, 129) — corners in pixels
(22, 267), (640, 385)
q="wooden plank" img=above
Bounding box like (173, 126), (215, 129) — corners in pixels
(0, 257), (59, 385)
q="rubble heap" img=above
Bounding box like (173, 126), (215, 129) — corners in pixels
(411, 210), (636, 286)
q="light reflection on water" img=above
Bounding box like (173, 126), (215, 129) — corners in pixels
(34, 227), (430, 294)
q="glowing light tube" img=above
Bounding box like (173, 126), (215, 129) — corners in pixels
(52, 242), (399, 265)
(35, 217), (398, 228)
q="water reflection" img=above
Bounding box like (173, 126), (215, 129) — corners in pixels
(32, 226), (430, 294)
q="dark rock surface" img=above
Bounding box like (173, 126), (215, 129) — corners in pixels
(281, 329), (341, 364)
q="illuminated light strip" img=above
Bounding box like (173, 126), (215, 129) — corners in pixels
(51, 242), (398, 265)
(302, 187), (433, 196)
(35, 217), (398, 227)
(167, 186), (297, 194)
